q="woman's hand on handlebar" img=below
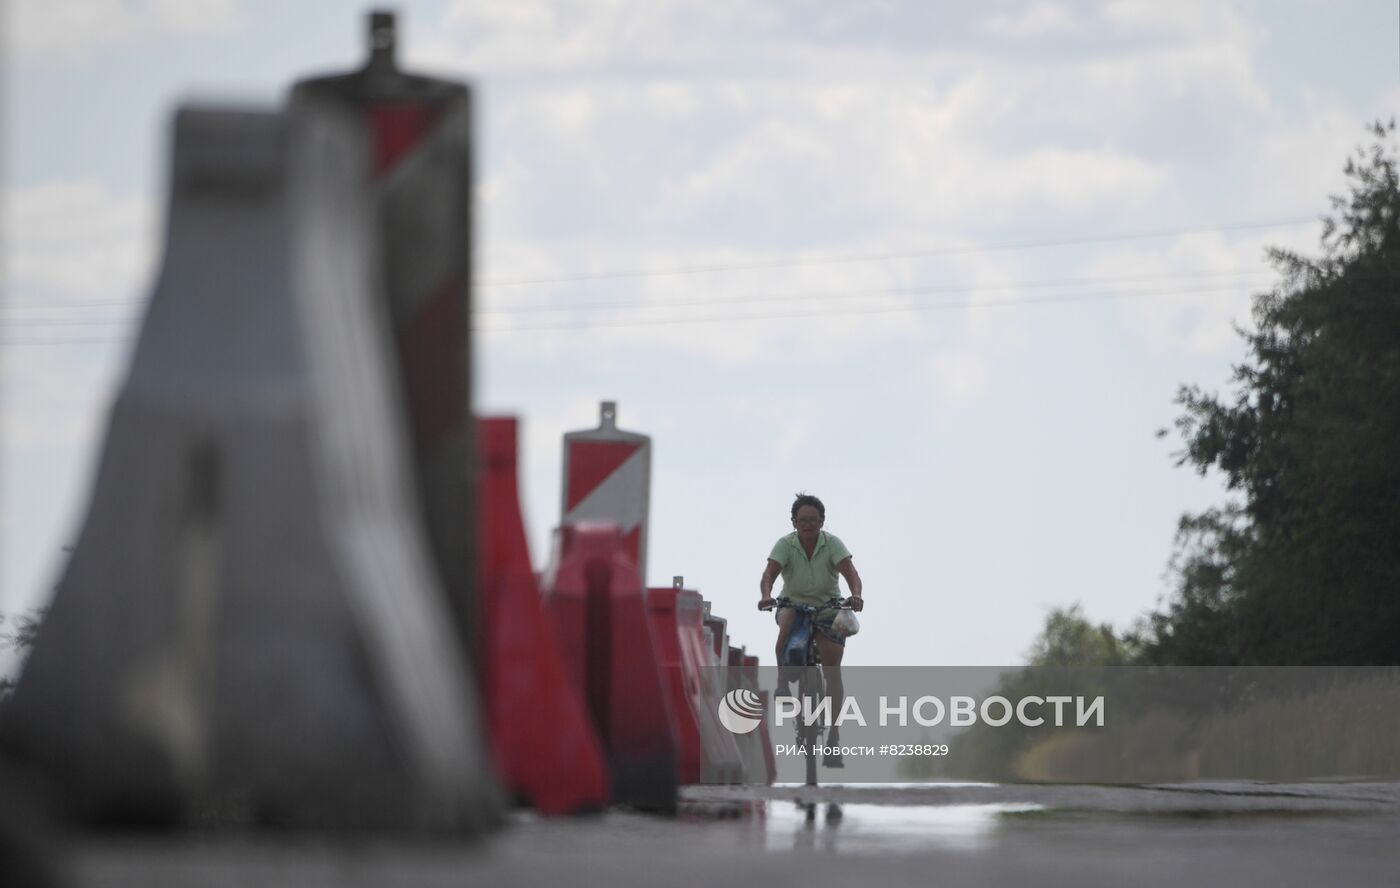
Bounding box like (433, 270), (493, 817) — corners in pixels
(758, 595), (776, 611)
(849, 595), (864, 612)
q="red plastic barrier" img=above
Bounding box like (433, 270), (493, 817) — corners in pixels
(727, 646), (768, 784)
(652, 586), (744, 785)
(742, 654), (760, 687)
(704, 611), (727, 662)
(646, 587), (704, 784)
(477, 417), (610, 815)
(745, 654), (776, 785)
(541, 524), (678, 812)
(758, 691), (778, 784)
(703, 609), (728, 700)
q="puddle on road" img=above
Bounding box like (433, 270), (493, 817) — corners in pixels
(760, 800), (1044, 853)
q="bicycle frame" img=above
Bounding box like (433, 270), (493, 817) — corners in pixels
(773, 597), (849, 789)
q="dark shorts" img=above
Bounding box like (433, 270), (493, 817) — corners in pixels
(777, 602), (847, 647)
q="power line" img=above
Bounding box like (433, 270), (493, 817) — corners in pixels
(0, 337), (134, 347)
(1, 283), (1250, 345)
(0, 317), (138, 329)
(1, 214), (1309, 324)
(0, 266), (1274, 329)
(0, 298), (143, 311)
(477, 282), (1255, 333)
(475, 268), (1272, 316)
(476, 216), (1317, 288)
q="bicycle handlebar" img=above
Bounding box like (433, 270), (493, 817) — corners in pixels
(760, 596), (856, 612)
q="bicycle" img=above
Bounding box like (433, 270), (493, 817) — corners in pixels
(761, 595), (856, 821)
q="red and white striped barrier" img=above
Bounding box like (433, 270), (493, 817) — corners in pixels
(561, 402), (651, 579)
(294, 11), (481, 658)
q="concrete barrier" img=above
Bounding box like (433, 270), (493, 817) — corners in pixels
(0, 97), (497, 831)
(478, 417), (609, 814)
(541, 524), (677, 812)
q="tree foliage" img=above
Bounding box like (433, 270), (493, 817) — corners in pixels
(1139, 121), (1400, 666)
(1025, 604), (1132, 667)
(943, 605), (1131, 780)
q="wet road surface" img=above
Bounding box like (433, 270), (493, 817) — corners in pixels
(60, 782), (1400, 887)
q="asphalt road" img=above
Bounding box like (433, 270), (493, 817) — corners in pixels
(47, 782), (1400, 887)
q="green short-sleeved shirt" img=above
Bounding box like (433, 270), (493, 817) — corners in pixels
(768, 531), (852, 605)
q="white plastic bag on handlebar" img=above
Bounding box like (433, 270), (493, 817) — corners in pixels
(832, 608), (860, 638)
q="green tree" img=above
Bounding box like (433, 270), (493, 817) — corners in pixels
(1130, 507), (1249, 665)
(1026, 603), (1131, 667)
(943, 604), (1129, 780)
(1145, 121), (1400, 666)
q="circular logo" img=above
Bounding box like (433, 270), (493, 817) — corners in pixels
(717, 688), (765, 734)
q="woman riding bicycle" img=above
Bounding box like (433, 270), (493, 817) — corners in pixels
(758, 493), (864, 765)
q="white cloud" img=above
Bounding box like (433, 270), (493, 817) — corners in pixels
(1084, 231), (1289, 355)
(411, 0), (1342, 400)
(477, 238), (936, 368)
(1, 315), (129, 615)
(7, 0), (248, 67)
(928, 348), (989, 404)
(0, 178), (153, 612)
(1101, 0), (1261, 44)
(3, 180), (159, 304)
(492, 76), (1173, 235)
(1249, 90), (1377, 219)
(945, 252), (1036, 344)
(1, 343), (120, 452)
(411, 0), (1305, 293)
(1, 179), (149, 538)
(1376, 86), (1400, 121)
(466, 56), (1183, 371)
(773, 420), (809, 463)
(665, 114), (830, 209)
(987, 145), (1170, 217)
(532, 89), (600, 135)
(915, 251), (1034, 405)
(983, 2), (1077, 38)
(645, 82), (702, 120)
(426, 0), (782, 72)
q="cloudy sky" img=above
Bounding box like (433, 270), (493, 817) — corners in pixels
(3, 1), (1397, 671)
